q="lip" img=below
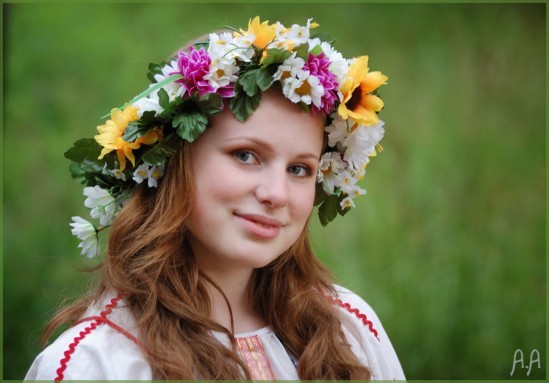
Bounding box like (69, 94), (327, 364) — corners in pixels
(234, 213), (283, 239)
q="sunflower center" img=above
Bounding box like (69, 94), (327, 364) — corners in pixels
(346, 87), (362, 111)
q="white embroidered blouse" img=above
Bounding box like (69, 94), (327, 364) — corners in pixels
(25, 285), (405, 381)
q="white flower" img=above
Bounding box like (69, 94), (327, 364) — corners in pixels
(206, 32), (251, 91)
(206, 59), (239, 91)
(273, 53), (306, 81)
(69, 216), (99, 258)
(147, 165), (164, 188)
(133, 164), (164, 188)
(132, 93), (163, 117)
(340, 196), (356, 210)
(275, 18), (316, 49)
(83, 185), (117, 226)
(133, 163), (149, 184)
(325, 115), (350, 148)
(209, 32), (254, 63)
(349, 185), (367, 198)
(343, 120), (385, 170)
(338, 170), (361, 195)
(281, 73), (323, 107)
(133, 60), (185, 117)
(318, 152), (347, 194)
(110, 168), (126, 181)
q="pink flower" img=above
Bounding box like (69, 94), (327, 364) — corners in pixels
(174, 47), (216, 97)
(304, 52), (338, 115)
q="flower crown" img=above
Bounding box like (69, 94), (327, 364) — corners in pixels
(66, 17), (388, 258)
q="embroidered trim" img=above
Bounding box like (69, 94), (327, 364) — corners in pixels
(54, 294), (146, 382)
(235, 335), (276, 380)
(330, 297), (380, 341)
(54, 319), (101, 383)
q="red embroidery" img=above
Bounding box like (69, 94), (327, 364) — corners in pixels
(54, 319), (101, 382)
(54, 294), (146, 382)
(330, 297), (380, 341)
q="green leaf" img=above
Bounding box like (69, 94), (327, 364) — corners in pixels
(239, 70), (261, 97)
(122, 122), (152, 142)
(310, 31), (334, 43)
(299, 102), (310, 113)
(337, 200), (351, 216)
(256, 68), (273, 91)
(172, 111), (208, 142)
(294, 44), (310, 60)
(157, 97), (185, 120)
(238, 68), (273, 98)
(229, 90), (261, 122)
(68, 162), (87, 184)
(193, 93), (223, 116)
(64, 138), (102, 163)
(141, 134), (181, 166)
(158, 88), (169, 108)
(260, 48), (292, 68)
(147, 61), (164, 83)
(317, 194), (340, 226)
(310, 44), (323, 56)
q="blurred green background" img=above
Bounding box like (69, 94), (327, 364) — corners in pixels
(3, 3), (545, 380)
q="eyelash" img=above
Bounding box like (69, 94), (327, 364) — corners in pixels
(232, 150), (313, 178)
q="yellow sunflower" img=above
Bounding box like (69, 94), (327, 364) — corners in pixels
(95, 106), (162, 171)
(338, 56), (388, 126)
(237, 16), (277, 50)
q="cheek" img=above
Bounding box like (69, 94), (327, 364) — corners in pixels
(291, 183), (317, 219)
(193, 162), (247, 209)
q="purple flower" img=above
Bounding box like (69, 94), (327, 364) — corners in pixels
(304, 52), (338, 115)
(174, 47), (216, 97)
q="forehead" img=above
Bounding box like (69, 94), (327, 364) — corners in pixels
(205, 90), (325, 153)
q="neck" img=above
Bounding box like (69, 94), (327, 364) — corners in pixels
(200, 267), (266, 335)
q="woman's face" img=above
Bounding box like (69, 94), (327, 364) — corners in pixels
(186, 90), (325, 272)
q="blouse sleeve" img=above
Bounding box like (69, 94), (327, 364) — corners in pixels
(25, 294), (153, 382)
(334, 284), (406, 380)
(25, 319), (152, 381)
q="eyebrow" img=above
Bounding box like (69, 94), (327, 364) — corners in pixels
(225, 137), (320, 161)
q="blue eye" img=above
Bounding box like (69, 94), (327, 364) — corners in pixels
(288, 164), (312, 178)
(234, 150), (258, 165)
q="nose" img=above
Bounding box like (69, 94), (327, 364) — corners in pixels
(255, 166), (289, 208)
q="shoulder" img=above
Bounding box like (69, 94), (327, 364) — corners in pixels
(25, 293), (152, 381)
(329, 284), (406, 380)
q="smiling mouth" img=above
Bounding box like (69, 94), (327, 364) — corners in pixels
(234, 213), (283, 239)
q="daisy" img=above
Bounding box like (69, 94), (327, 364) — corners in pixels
(83, 185), (118, 226)
(343, 120), (385, 169)
(318, 151), (347, 195)
(69, 216), (100, 259)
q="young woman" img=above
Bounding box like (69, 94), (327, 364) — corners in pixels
(25, 17), (404, 380)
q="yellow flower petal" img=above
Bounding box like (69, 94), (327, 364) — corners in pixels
(242, 16), (277, 50)
(116, 150), (127, 171)
(123, 146), (136, 168)
(360, 71), (388, 95)
(361, 94), (384, 112)
(346, 56), (369, 83)
(94, 105), (144, 170)
(347, 106), (379, 126)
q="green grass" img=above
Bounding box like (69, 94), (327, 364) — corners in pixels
(3, 3), (545, 379)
